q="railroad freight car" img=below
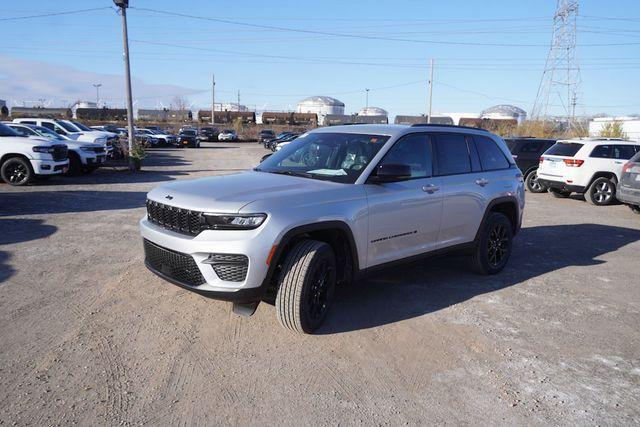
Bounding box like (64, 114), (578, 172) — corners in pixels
(261, 112), (317, 126)
(76, 108), (128, 121)
(10, 107), (72, 119)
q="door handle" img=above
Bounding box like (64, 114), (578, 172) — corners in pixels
(475, 178), (489, 187)
(422, 184), (439, 194)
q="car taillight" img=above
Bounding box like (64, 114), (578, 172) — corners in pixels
(622, 162), (636, 173)
(539, 156), (544, 164)
(563, 159), (584, 167)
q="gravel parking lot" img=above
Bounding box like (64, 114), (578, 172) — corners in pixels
(1, 142), (639, 425)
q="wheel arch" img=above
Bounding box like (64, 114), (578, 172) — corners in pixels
(587, 171), (618, 188)
(474, 197), (520, 241)
(0, 153), (32, 168)
(262, 221), (360, 290)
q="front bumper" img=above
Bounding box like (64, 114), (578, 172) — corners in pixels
(31, 159), (69, 175)
(537, 178), (585, 193)
(617, 183), (640, 205)
(86, 155), (106, 167)
(139, 217), (274, 302)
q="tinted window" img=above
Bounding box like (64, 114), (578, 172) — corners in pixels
(545, 142), (583, 157)
(58, 121), (77, 132)
(41, 122), (55, 130)
(612, 145), (637, 160)
(379, 133), (431, 178)
(434, 133), (471, 175)
(475, 136), (510, 171)
(520, 142), (544, 153)
(590, 145), (612, 158)
(0, 123), (21, 137)
(10, 126), (37, 136)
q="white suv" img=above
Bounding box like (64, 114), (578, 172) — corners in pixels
(140, 124), (524, 333)
(12, 118), (108, 145)
(537, 138), (640, 205)
(6, 123), (107, 174)
(0, 123), (68, 185)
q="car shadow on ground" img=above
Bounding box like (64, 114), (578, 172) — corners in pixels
(0, 219), (58, 284)
(0, 190), (147, 217)
(319, 223), (640, 334)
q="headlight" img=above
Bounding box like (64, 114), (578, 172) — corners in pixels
(202, 213), (266, 230)
(95, 138), (106, 144)
(80, 146), (96, 152)
(32, 146), (55, 153)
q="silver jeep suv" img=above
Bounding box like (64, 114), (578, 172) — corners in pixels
(140, 124), (524, 333)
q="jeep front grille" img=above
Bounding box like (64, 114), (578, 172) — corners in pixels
(146, 200), (204, 236)
(143, 239), (205, 287)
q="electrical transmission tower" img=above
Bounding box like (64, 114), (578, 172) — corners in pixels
(531, 0), (581, 129)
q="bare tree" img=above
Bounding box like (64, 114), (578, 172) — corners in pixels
(171, 95), (189, 111)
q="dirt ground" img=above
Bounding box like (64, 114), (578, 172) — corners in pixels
(1, 142), (639, 426)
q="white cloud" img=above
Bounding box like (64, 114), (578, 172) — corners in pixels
(0, 55), (205, 108)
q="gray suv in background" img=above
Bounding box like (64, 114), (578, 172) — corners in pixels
(140, 124), (524, 333)
(617, 150), (640, 214)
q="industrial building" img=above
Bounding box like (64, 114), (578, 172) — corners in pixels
(589, 116), (640, 141)
(297, 96), (345, 125)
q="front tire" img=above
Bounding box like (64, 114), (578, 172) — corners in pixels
(275, 240), (336, 334)
(470, 212), (513, 275)
(525, 170), (547, 193)
(1, 157), (34, 186)
(549, 188), (571, 198)
(67, 153), (82, 176)
(585, 177), (616, 206)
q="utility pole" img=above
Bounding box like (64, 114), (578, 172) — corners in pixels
(113, 0), (136, 171)
(365, 88), (369, 110)
(237, 90), (241, 111)
(211, 74), (215, 125)
(427, 59), (434, 123)
(93, 83), (102, 106)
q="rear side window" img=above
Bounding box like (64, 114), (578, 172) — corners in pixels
(41, 122), (55, 131)
(545, 142), (583, 157)
(612, 145), (637, 160)
(474, 136), (511, 171)
(434, 133), (471, 175)
(590, 145), (612, 158)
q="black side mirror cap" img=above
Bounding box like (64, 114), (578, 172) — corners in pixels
(369, 163), (412, 183)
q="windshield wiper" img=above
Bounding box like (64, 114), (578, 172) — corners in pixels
(266, 170), (313, 178)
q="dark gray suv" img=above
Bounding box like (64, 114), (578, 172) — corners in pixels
(617, 151), (640, 214)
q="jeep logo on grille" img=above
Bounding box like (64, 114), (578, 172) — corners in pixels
(165, 195), (173, 200)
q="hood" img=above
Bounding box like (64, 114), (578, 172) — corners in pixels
(148, 170), (342, 213)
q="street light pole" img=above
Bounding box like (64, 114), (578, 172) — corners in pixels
(211, 74), (215, 125)
(113, 0), (136, 171)
(93, 83), (102, 106)
(427, 59), (434, 124)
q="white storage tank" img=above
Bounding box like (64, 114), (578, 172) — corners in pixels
(297, 96), (345, 125)
(480, 105), (527, 124)
(215, 103), (248, 112)
(358, 106), (388, 117)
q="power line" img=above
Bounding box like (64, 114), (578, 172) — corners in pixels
(132, 7), (640, 47)
(0, 7), (112, 22)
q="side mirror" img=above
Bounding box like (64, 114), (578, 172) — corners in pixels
(370, 163), (412, 183)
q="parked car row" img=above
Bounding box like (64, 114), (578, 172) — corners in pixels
(507, 136), (640, 213)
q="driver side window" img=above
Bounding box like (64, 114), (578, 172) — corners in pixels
(378, 133), (432, 178)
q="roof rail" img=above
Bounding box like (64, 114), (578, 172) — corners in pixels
(410, 123), (491, 132)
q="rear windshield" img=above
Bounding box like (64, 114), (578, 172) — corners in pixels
(545, 142), (583, 157)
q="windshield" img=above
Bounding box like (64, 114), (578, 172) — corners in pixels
(32, 125), (66, 140)
(72, 121), (92, 131)
(182, 130), (196, 135)
(58, 121), (78, 132)
(0, 123), (22, 137)
(257, 132), (389, 184)
(223, 129), (234, 133)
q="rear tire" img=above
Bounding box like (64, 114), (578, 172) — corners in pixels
(585, 177), (616, 206)
(275, 240), (336, 334)
(470, 212), (513, 275)
(525, 170), (547, 193)
(1, 157), (34, 186)
(549, 188), (571, 198)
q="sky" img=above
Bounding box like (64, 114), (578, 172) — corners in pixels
(1, 0), (639, 119)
